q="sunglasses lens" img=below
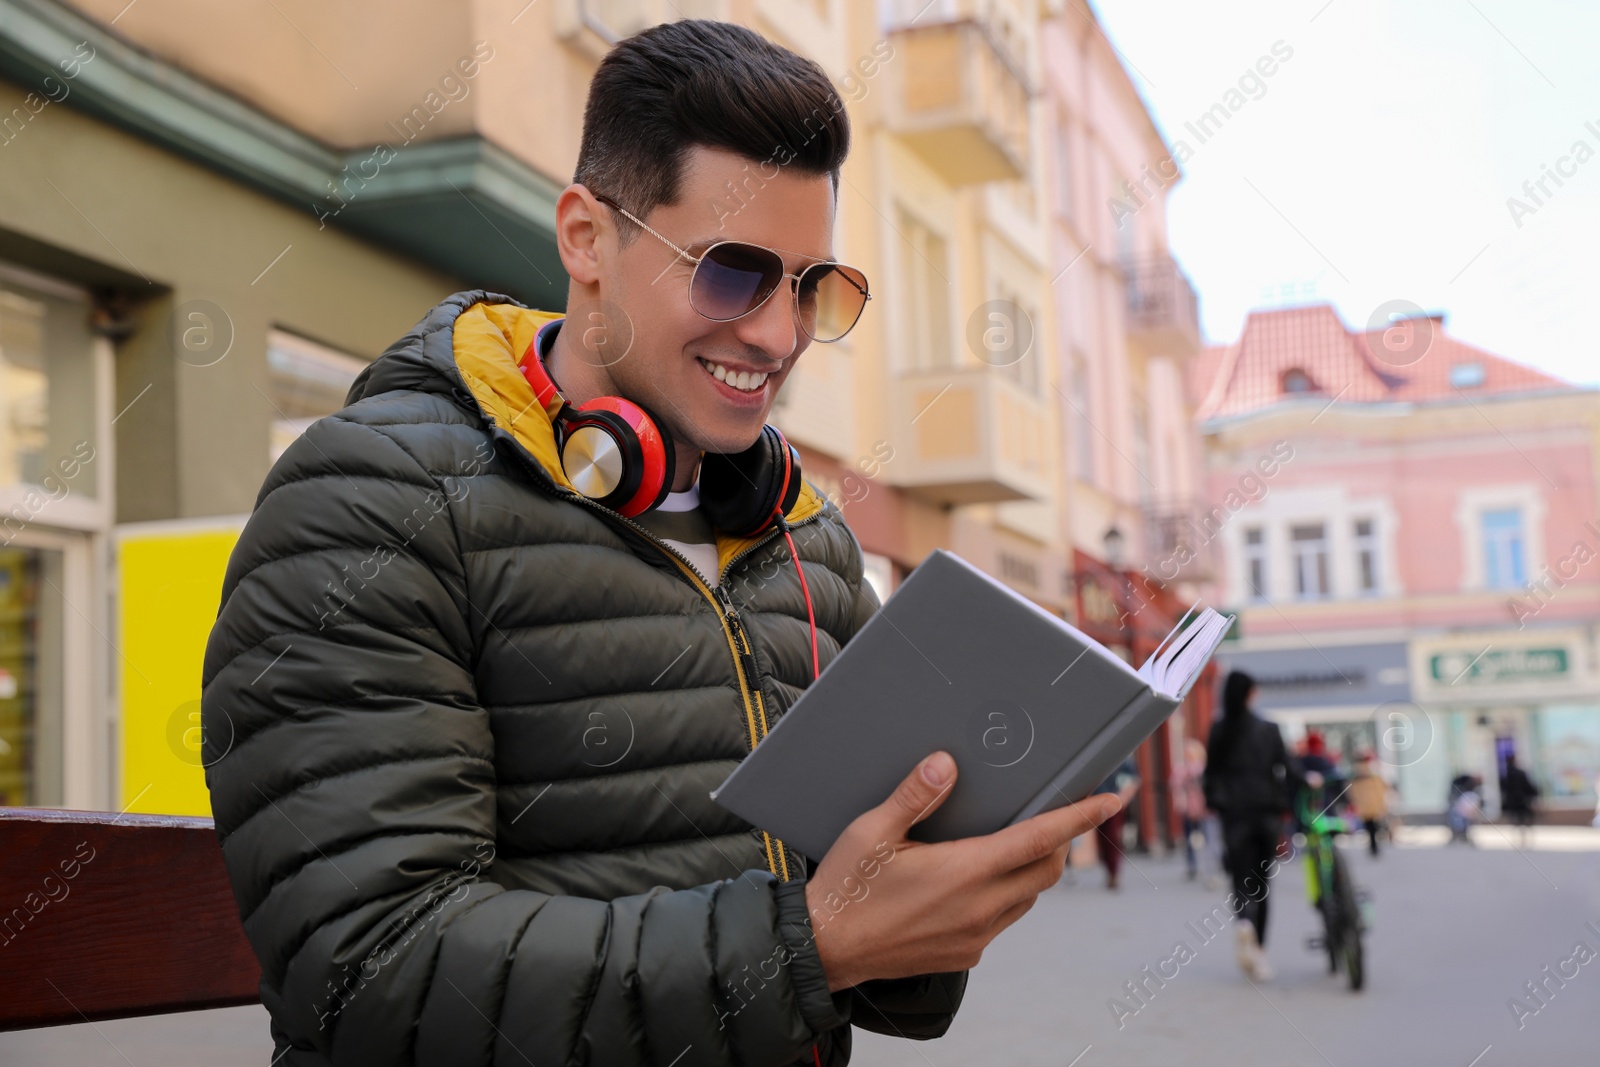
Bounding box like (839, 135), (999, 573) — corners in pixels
(692, 243), (784, 321)
(798, 263), (869, 342)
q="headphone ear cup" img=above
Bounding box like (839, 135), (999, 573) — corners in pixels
(557, 407), (641, 511)
(701, 426), (802, 538)
(561, 397), (674, 517)
(628, 400), (676, 513)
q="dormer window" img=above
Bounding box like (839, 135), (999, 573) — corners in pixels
(1282, 367), (1316, 394)
(1449, 362), (1485, 388)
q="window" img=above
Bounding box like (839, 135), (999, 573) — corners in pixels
(1132, 402), (1151, 506)
(1072, 353), (1094, 483)
(1243, 526), (1268, 601)
(989, 282), (1038, 391)
(1114, 201), (1136, 263)
(896, 206), (953, 370)
(1354, 518), (1379, 594)
(1055, 121), (1074, 219)
(1449, 362), (1485, 388)
(1482, 508), (1526, 589)
(267, 329), (369, 463)
(0, 290), (49, 488)
(0, 279), (98, 498)
(1291, 522), (1329, 599)
(1282, 368), (1316, 394)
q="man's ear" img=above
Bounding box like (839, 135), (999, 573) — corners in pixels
(554, 184), (606, 285)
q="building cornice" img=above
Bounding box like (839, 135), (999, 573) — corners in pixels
(0, 0), (565, 305)
(1199, 385), (1600, 437)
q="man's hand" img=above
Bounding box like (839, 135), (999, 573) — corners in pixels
(803, 750), (1120, 992)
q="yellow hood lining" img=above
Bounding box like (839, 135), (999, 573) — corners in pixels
(449, 301), (825, 572)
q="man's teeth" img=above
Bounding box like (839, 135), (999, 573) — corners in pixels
(698, 358), (768, 392)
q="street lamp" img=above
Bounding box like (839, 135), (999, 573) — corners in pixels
(1102, 523), (1147, 851)
(1102, 525), (1125, 570)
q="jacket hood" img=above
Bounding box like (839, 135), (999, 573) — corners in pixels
(347, 290), (827, 570)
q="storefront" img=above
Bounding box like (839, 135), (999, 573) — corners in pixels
(1214, 639), (1412, 789)
(0, 262), (113, 811)
(1408, 627), (1600, 822)
(1218, 630), (1600, 819)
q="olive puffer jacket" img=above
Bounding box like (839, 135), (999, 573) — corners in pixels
(200, 291), (967, 1067)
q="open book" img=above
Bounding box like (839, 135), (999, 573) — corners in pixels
(711, 549), (1233, 862)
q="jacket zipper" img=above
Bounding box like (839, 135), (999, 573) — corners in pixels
(497, 429), (816, 881)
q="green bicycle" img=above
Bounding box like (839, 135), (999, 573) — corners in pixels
(1295, 786), (1368, 991)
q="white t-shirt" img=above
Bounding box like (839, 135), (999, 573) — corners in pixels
(636, 483), (721, 587)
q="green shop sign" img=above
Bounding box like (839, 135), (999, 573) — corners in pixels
(1429, 647), (1568, 685)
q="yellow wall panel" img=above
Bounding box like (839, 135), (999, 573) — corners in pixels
(117, 521), (243, 816)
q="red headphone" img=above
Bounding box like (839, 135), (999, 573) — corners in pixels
(518, 318), (803, 537)
(520, 317), (825, 685)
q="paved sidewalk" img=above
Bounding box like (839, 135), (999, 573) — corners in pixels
(854, 829), (1600, 1066)
(3, 828), (1597, 1065)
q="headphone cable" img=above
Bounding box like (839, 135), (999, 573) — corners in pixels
(775, 509), (820, 683)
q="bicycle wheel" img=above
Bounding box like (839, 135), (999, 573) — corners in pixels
(1321, 897), (1340, 974)
(1314, 841), (1339, 974)
(1331, 851), (1365, 991)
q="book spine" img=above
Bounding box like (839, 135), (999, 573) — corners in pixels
(1007, 687), (1180, 825)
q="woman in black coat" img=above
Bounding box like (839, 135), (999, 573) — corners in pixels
(1203, 670), (1306, 982)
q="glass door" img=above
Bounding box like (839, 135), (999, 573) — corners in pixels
(0, 261), (109, 809)
(0, 542), (66, 807)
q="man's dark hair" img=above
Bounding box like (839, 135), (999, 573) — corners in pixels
(573, 19), (850, 242)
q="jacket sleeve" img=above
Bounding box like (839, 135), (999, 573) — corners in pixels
(202, 415), (851, 1067)
(831, 536), (970, 1039)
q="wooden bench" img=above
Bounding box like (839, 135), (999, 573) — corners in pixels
(0, 807), (261, 1031)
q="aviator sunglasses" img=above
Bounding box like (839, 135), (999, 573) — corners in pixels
(590, 191), (871, 343)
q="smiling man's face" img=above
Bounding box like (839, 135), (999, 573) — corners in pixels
(553, 144), (838, 482)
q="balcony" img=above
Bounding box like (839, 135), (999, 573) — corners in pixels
(1125, 257), (1201, 355)
(883, 19), (1031, 186)
(1143, 502), (1219, 583)
(885, 366), (1053, 506)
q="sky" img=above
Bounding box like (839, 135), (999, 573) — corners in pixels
(1090, 0), (1600, 386)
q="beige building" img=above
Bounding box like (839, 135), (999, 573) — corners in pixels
(0, 0), (1204, 817)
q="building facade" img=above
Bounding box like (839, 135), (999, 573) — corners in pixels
(1194, 303), (1600, 818)
(0, 0), (1207, 826)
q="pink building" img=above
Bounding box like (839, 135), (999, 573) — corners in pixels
(1188, 304), (1600, 817)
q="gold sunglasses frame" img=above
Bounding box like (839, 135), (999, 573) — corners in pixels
(590, 190), (871, 343)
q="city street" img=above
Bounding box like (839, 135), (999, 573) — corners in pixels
(855, 826), (1600, 1066)
(5, 827), (1597, 1066)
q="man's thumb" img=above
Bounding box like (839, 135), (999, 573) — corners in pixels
(880, 751), (957, 833)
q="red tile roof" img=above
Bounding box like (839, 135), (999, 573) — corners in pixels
(1191, 304), (1572, 420)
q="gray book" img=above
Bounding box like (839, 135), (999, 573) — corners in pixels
(711, 549), (1233, 863)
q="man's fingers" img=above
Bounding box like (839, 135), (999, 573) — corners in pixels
(869, 750), (959, 837)
(987, 894), (1039, 938)
(982, 794), (1119, 875)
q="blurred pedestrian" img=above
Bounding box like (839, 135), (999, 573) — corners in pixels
(1204, 669), (1304, 982)
(1174, 736), (1212, 882)
(1348, 753), (1390, 857)
(1447, 772), (1482, 844)
(1299, 731), (1346, 811)
(1500, 754), (1540, 848)
(1092, 758), (1142, 891)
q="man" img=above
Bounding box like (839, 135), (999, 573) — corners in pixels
(1499, 754), (1540, 848)
(202, 20), (1117, 1067)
